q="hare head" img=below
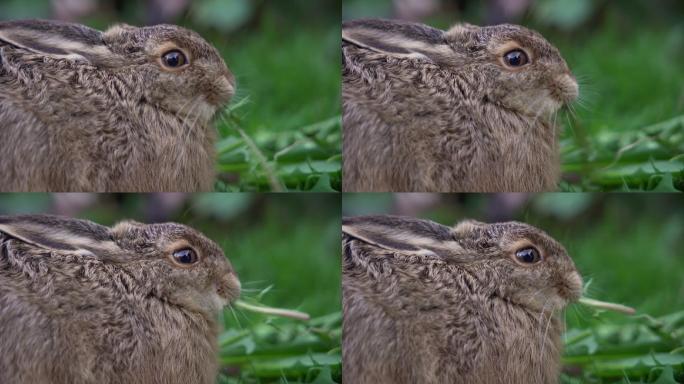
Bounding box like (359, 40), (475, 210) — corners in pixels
(343, 19), (576, 119)
(109, 219), (241, 315)
(343, 215), (582, 312)
(102, 23), (235, 121)
(0, 214), (240, 316)
(0, 19), (234, 123)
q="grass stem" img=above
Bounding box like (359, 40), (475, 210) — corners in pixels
(235, 299), (311, 321)
(579, 297), (636, 315)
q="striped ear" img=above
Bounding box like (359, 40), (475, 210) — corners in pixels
(342, 19), (454, 63)
(0, 215), (120, 255)
(342, 215), (460, 256)
(0, 19), (111, 63)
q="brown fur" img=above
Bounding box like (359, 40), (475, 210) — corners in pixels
(342, 215), (583, 384)
(342, 19), (578, 192)
(0, 214), (241, 384)
(0, 20), (235, 192)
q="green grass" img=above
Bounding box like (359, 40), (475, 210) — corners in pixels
(187, 194), (342, 383)
(541, 197), (684, 382)
(561, 310), (684, 383)
(211, 10), (341, 192)
(551, 20), (684, 192)
(217, 308), (341, 383)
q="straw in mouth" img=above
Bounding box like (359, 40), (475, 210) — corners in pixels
(578, 297), (636, 315)
(234, 299), (311, 321)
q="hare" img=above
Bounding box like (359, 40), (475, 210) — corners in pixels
(342, 215), (583, 384)
(0, 19), (235, 192)
(0, 214), (241, 384)
(342, 19), (578, 192)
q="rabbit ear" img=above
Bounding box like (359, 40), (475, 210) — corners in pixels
(0, 215), (120, 255)
(342, 215), (461, 256)
(0, 19), (111, 63)
(342, 19), (454, 63)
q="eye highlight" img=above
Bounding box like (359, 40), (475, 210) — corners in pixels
(161, 50), (188, 69)
(514, 247), (541, 264)
(171, 248), (198, 265)
(503, 49), (529, 67)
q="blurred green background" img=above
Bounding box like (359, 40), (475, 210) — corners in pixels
(0, 193), (342, 383)
(0, 0), (341, 192)
(343, 0), (684, 192)
(343, 193), (684, 382)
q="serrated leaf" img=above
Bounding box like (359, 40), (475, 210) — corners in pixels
(308, 174), (337, 192)
(652, 366), (679, 384)
(650, 173), (680, 192)
(309, 366), (337, 384)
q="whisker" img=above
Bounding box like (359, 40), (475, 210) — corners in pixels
(227, 304), (243, 329)
(184, 100), (205, 143)
(179, 98), (201, 138)
(174, 96), (196, 123)
(536, 297), (552, 382)
(540, 303), (557, 381)
(234, 306), (256, 326)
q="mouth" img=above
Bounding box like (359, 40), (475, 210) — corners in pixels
(557, 271), (583, 303)
(207, 75), (235, 107)
(551, 73), (579, 104)
(216, 272), (241, 306)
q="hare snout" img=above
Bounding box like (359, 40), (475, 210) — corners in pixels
(556, 270), (583, 303)
(216, 271), (241, 305)
(551, 73), (579, 104)
(207, 73), (235, 107)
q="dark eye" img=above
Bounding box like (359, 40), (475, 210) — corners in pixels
(162, 50), (187, 68)
(515, 247), (541, 264)
(503, 49), (529, 67)
(172, 248), (197, 265)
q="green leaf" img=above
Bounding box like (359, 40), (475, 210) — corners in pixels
(652, 366), (679, 384)
(308, 175), (337, 192)
(650, 174), (680, 192)
(309, 366), (337, 384)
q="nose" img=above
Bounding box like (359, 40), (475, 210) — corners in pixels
(224, 68), (236, 90)
(217, 271), (241, 302)
(555, 73), (578, 102)
(564, 270), (583, 301)
(229, 271), (241, 293)
(221, 74), (235, 96)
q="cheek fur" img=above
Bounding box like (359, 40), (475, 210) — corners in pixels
(488, 71), (562, 118)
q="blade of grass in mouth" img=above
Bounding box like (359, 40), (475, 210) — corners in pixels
(578, 297), (636, 315)
(234, 299), (311, 321)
